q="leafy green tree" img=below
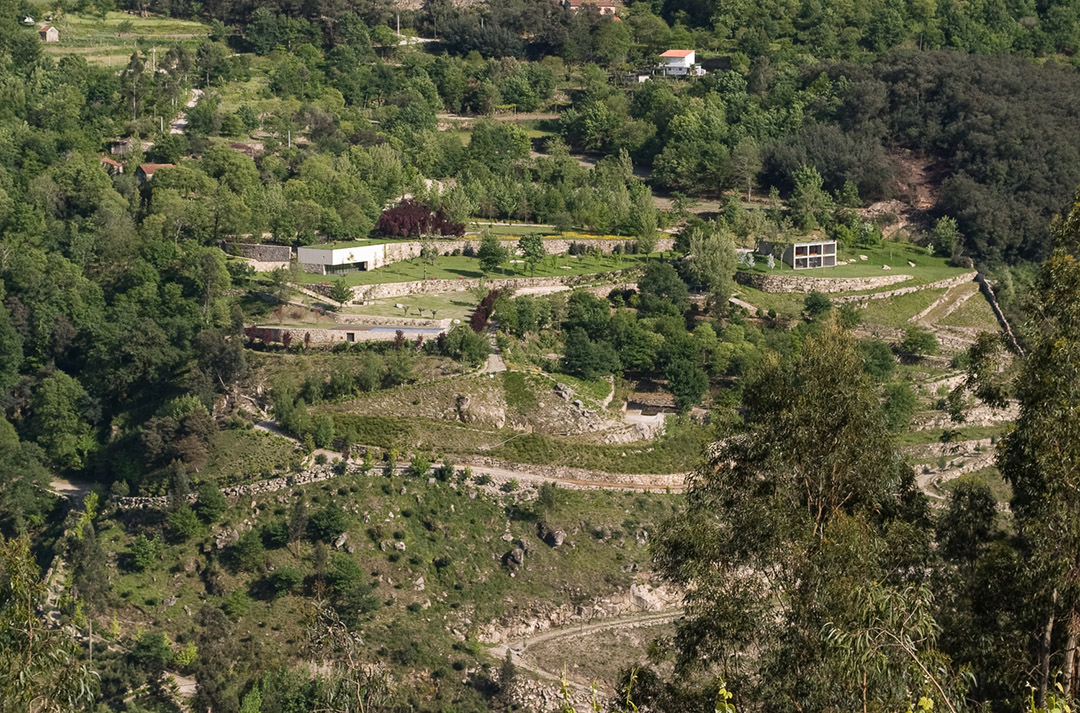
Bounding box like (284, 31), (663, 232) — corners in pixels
(790, 165), (834, 231)
(309, 504), (347, 543)
(996, 197), (1080, 704)
(637, 261), (689, 316)
(477, 232), (509, 275)
(883, 382), (919, 432)
(467, 121), (530, 172)
(665, 358), (708, 413)
(518, 233), (546, 275)
(654, 326), (944, 711)
(900, 326), (939, 356)
(0, 536), (99, 713)
(0, 418), (54, 536)
(27, 370), (94, 471)
(442, 325), (489, 366)
(684, 223), (736, 315)
(932, 216), (961, 258)
(195, 482), (227, 524)
(562, 328), (620, 379)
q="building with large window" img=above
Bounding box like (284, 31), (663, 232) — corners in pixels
(297, 241), (390, 275)
(781, 239), (837, 269)
(658, 49), (705, 77)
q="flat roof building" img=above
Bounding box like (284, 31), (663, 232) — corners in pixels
(297, 241), (390, 275)
(782, 239), (837, 269)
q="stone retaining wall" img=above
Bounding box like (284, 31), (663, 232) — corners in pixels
(222, 242), (293, 262)
(300, 237), (675, 274)
(976, 272), (1024, 354)
(346, 269), (643, 302)
(735, 271), (912, 294)
(832, 272), (977, 305)
(109, 457), (685, 511)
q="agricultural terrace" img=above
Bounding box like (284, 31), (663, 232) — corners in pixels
(35, 11), (209, 65)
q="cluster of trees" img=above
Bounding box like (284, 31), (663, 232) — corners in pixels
(634, 195), (1080, 712)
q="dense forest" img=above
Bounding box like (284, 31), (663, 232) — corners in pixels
(2, 0), (1080, 710)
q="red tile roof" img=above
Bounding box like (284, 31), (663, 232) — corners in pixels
(137, 163), (173, 176)
(99, 156), (122, 167)
(659, 49), (695, 58)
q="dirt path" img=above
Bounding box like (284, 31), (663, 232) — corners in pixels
(169, 87), (202, 134)
(488, 610), (683, 696)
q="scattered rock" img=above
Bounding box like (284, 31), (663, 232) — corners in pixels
(333, 532), (348, 550)
(163, 595), (177, 608)
(501, 532), (514, 542)
(215, 529), (239, 550)
(394, 541), (406, 551)
(859, 254), (868, 260)
(908, 260), (916, 267)
(882, 264), (891, 270)
(414, 576), (425, 591)
(537, 522), (566, 548)
(503, 546), (525, 569)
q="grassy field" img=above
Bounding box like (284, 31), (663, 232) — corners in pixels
(938, 291), (1002, 331)
(342, 292), (477, 321)
(36, 11), (208, 64)
(893, 423), (1011, 447)
(95, 469), (682, 708)
(202, 427), (299, 484)
(324, 410), (710, 474)
(288, 253), (650, 287)
(741, 241), (967, 287)
(940, 466), (1013, 505)
(857, 288), (948, 328)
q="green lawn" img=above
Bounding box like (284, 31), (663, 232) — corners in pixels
(857, 288), (947, 328)
(893, 423), (1011, 447)
(286, 253), (651, 287)
(741, 241), (968, 288)
(341, 292), (477, 321)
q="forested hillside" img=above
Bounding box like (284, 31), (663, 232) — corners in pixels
(1, 0), (1080, 710)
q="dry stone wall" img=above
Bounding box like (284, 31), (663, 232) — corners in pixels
(831, 272), (977, 304)
(347, 269), (644, 301)
(221, 242), (293, 261)
(735, 271), (912, 294)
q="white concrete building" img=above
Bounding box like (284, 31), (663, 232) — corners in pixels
(658, 49), (705, 77)
(782, 239), (837, 269)
(297, 241), (392, 275)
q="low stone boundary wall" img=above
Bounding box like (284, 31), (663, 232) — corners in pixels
(109, 456), (685, 511)
(346, 269), (644, 302)
(736, 271), (912, 294)
(832, 272), (977, 305)
(976, 272), (1024, 354)
(221, 242), (292, 261)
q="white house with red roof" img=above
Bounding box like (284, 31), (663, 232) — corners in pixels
(38, 25), (59, 42)
(658, 49), (705, 77)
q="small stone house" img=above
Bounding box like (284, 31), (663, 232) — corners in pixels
(99, 156), (123, 175)
(38, 26), (59, 42)
(136, 163), (173, 182)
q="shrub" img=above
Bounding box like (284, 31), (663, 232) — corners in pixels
(268, 567), (303, 597)
(195, 482), (227, 523)
(167, 505), (202, 543)
(222, 588), (251, 618)
(309, 504), (348, 542)
(129, 534), (162, 572)
(229, 529), (265, 571)
(408, 454), (431, 478)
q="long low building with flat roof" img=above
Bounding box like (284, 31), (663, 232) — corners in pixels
(297, 241), (394, 275)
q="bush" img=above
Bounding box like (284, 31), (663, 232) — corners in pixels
(408, 454), (431, 478)
(433, 460), (455, 482)
(309, 504), (348, 542)
(167, 505), (202, 543)
(268, 567), (303, 597)
(803, 292), (832, 318)
(900, 326), (939, 356)
(222, 589), (251, 618)
(129, 534), (162, 572)
(195, 482), (227, 523)
(228, 529), (265, 572)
